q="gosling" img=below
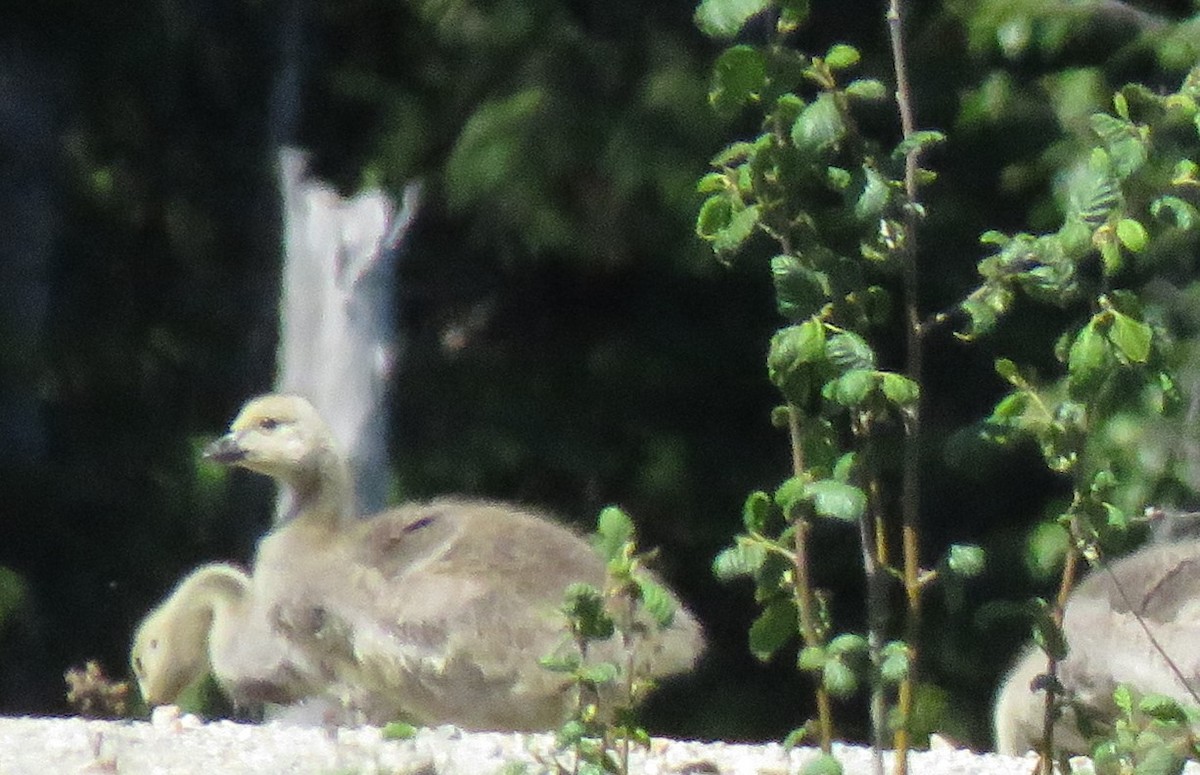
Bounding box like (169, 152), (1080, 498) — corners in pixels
(993, 539), (1200, 755)
(205, 393), (706, 731)
(130, 563), (324, 710)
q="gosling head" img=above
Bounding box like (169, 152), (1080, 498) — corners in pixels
(204, 394), (337, 482)
(131, 564), (249, 706)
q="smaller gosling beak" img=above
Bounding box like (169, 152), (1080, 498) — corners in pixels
(203, 434), (246, 464)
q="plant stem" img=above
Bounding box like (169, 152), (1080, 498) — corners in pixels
(1038, 537), (1080, 775)
(787, 404), (835, 753)
(861, 466), (888, 775)
(886, 0), (923, 772)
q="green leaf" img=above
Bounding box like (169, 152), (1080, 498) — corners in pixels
(854, 166), (891, 222)
(824, 369), (877, 406)
(801, 754), (844, 775)
(892, 130), (946, 159)
(713, 541), (767, 580)
(1132, 745), (1186, 775)
(946, 544), (985, 577)
(824, 44), (860, 71)
(822, 657), (858, 698)
(696, 172), (726, 194)
(382, 721), (418, 740)
(594, 505), (635, 561)
(577, 662), (620, 686)
(1151, 195), (1198, 229)
(749, 599), (798, 661)
(779, 0), (810, 30)
(713, 203), (761, 254)
(563, 583), (615, 640)
(1089, 113), (1147, 178)
(826, 166), (851, 190)
(1027, 525), (1075, 580)
(825, 331), (875, 371)
(636, 577), (677, 628)
(828, 633), (867, 656)
(1099, 234), (1122, 276)
(768, 320), (825, 403)
(0, 567), (27, 626)
(989, 392), (1027, 423)
(1068, 320), (1111, 398)
(711, 141), (755, 167)
(831, 451), (856, 482)
(880, 641), (909, 683)
(844, 79), (887, 101)
(880, 373), (919, 406)
(446, 89), (544, 208)
(1030, 604), (1068, 661)
(694, 0), (772, 38)
(710, 45), (767, 115)
(791, 93), (846, 154)
(539, 653), (581, 673)
(742, 490), (772, 533)
(782, 727), (809, 749)
(806, 479), (866, 522)
(1114, 683), (1133, 714)
(1068, 149), (1121, 227)
(995, 358), (1022, 385)
(1139, 694), (1189, 724)
(774, 476), (808, 519)
(772, 255), (831, 319)
(797, 645), (826, 671)
(696, 195), (732, 239)
(1115, 218), (1148, 253)
(1108, 311), (1152, 364)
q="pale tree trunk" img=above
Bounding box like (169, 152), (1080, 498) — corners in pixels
(274, 149), (421, 518)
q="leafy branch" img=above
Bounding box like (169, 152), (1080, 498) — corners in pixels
(542, 506), (678, 775)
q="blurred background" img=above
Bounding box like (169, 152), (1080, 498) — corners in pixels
(3, 0), (1200, 749)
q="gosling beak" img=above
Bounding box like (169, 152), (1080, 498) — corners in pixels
(203, 433), (246, 464)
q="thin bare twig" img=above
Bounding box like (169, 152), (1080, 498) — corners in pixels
(886, 1), (923, 773)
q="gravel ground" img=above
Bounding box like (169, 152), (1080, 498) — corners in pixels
(0, 710), (1137, 775)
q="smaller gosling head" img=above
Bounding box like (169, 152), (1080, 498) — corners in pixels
(204, 394), (336, 481)
(131, 564), (250, 706)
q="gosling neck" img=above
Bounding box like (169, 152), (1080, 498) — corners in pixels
(277, 446), (355, 528)
(179, 566), (249, 654)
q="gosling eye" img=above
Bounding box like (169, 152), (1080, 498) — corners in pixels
(258, 417), (281, 431)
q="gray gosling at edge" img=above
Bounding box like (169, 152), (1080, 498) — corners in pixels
(993, 538), (1200, 755)
(205, 393), (706, 731)
(130, 562), (325, 710)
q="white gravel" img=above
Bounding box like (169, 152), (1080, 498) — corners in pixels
(0, 711), (1171, 775)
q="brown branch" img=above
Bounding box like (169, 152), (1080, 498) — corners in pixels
(787, 405), (835, 753)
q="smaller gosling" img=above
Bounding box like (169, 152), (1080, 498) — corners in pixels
(130, 563), (324, 710)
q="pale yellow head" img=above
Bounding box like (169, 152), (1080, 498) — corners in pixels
(204, 394), (338, 481)
(205, 394), (354, 524)
(130, 563), (250, 706)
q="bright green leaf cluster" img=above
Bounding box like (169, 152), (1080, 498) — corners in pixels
(959, 69), (1200, 340)
(1090, 686), (1197, 775)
